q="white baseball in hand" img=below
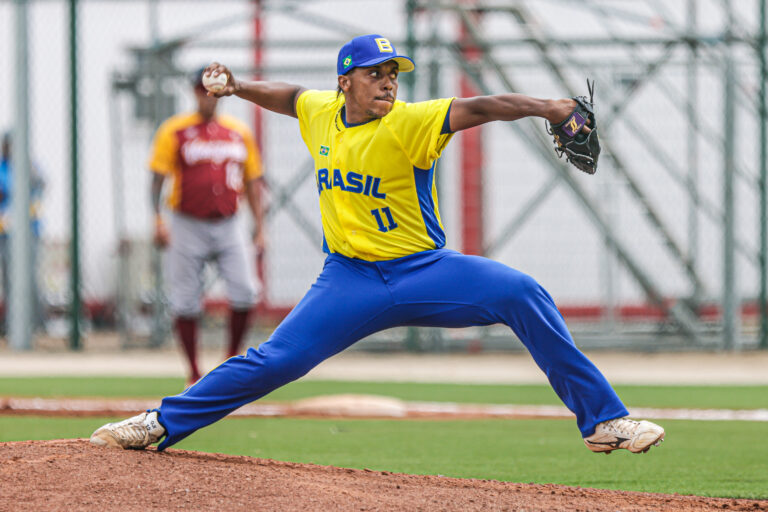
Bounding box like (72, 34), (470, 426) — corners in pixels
(202, 72), (228, 92)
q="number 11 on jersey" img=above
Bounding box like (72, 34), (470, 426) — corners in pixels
(370, 207), (398, 233)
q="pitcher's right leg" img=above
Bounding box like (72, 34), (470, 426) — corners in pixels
(91, 254), (397, 451)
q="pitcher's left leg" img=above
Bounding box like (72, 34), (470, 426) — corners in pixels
(387, 250), (628, 437)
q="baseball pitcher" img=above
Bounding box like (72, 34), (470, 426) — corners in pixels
(92, 35), (663, 455)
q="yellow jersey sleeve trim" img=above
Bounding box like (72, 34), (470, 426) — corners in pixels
(147, 113), (205, 175)
(147, 113), (199, 174)
(425, 98), (455, 164)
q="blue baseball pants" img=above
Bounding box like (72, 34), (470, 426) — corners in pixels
(156, 249), (628, 450)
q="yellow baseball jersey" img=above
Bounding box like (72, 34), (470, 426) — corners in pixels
(148, 112), (261, 218)
(296, 90), (454, 261)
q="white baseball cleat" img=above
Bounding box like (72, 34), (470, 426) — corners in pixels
(90, 411), (165, 450)
(583, 417), (665, 454)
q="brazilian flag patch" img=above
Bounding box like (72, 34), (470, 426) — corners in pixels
(319, 145), (330, 156)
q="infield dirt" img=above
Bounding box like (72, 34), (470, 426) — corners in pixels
(1, 439), (766, 512)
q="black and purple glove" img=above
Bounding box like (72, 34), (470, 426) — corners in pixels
(546, 80), (600, 175)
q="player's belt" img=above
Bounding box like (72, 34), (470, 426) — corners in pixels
(178, 210), (232, 222)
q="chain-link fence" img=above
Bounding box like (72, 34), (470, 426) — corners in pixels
(1, 0), (767, 352)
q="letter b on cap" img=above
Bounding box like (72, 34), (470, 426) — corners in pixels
(375, 38), (393, 53)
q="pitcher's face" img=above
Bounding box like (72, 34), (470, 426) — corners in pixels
(339, 60), (399, 122)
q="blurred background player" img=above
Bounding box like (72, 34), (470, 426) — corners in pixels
(0, 131), (47, 336)
(148, 68), (265, 385)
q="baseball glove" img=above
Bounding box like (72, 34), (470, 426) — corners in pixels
(546, 79), (600, 175)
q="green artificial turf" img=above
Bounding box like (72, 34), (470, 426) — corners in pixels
(1, 415), (766, 499)
(1, 377), (768, 410)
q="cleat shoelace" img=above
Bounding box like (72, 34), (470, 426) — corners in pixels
(104, 415), (153, 445)
(118, 425), (147, 443)
(601, 418), (640, 437)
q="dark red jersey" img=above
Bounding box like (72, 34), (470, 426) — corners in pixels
(148, 112), (261, 219)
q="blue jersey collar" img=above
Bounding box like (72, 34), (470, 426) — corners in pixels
(340, 106), (379, 129)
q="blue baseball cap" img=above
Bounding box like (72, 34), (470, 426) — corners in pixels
(337, 34), (415, 75)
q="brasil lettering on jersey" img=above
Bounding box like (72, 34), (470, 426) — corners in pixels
(316, 168), (386, 199)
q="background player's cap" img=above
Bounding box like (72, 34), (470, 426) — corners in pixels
(337, 34), (415, 75)
(189, 65), (208, 89)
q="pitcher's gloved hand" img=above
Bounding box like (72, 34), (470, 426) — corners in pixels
(546, 79), (600, 175)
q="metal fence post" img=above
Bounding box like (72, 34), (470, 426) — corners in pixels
(9, 0), (33, 351)
(69, 0), (82, 350)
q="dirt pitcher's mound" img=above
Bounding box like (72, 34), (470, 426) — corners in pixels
(1, 440), (766, 512)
